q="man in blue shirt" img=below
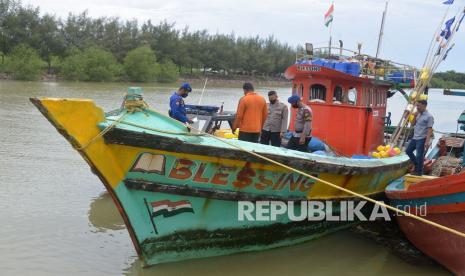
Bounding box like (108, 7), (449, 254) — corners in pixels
(406, 100), (434, 175)
(169, 83), (193, 124)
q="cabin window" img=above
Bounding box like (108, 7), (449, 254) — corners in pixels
(299, 84), (304, 98)
(333, 85), (343, 103)
(348, 87), (357, 105)
(310, 84), (327, 102)
(292, 84), (297, 95)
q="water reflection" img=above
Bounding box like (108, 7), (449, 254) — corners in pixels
(88, 192), (125, 232)
(122, 231), (449, 276)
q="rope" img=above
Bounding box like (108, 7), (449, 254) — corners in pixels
(182, 123), (465, 239)
(126, 105), (465, 239)
(78, 96), (465, 239)
(77, 111), (129, 150)
(106, 118), (206, 137)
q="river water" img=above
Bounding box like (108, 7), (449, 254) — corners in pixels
(1, 80), (462, 276)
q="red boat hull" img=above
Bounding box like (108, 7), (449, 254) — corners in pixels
(386, 173), (465, 275)
(397, 212), (465, 275)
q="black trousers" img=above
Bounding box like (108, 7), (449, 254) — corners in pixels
(260, 130), (281, 147)
(238, 131), (260, 143)
(286, 136), (311, 152)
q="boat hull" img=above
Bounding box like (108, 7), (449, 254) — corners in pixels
(31, 98), (409, 266)
(386, 174), (465, 275)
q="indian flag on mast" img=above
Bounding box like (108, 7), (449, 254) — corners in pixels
(324, 3), (334, 27)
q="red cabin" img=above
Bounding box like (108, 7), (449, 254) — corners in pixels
(285, 63), (392, 156)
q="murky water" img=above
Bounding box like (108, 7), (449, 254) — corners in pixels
(1, 80), (461, 275)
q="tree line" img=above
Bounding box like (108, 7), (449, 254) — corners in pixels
(0, 0), (296, 81)
(431, 71), (465, 90)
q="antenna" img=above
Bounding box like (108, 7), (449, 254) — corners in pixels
(376, 1), (389, 58)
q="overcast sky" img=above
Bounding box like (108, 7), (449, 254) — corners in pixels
(23, 0), (465, 71)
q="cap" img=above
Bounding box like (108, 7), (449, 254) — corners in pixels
(288, 95), (301, 104)
(180, 83), (192, 92)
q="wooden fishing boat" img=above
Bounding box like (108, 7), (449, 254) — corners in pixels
(386, 173), (465, 275)
(386, 109), (465, 274)
(30, 87), (409, 266)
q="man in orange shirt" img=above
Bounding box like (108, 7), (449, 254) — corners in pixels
(233, 83), (268, 143)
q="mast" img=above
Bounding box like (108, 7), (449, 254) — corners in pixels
(375, 1), (389, 59)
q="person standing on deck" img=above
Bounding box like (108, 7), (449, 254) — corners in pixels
(287, 95), (312, 152)
(260, 91), (289, 147)
(406, 100), (434, 176)
(233, 83), (267, 143)
(169, 83), (193, 124)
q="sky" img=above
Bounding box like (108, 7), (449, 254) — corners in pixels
(23, 0), (465, 71)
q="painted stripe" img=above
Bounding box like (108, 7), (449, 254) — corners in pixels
(387, 173), (465, 199)
(390, 190), (465, 211)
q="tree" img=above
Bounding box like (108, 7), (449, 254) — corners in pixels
(36, 14), (65, 73)
(61, 46), (121, 81)
(123, 45), (158, 82)
(5, 43), (44, 80)
(60, 47), (87, 80)
(156, 59), (179, 83)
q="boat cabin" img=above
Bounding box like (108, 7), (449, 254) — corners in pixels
(285, 60), (392, 156)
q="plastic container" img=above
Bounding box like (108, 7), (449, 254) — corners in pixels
(334, 62), (349, 74)
(347, 62), (361, 76)
(311, 59), (325, 66)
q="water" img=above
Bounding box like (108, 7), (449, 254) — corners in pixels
(0, 80), (460, 276)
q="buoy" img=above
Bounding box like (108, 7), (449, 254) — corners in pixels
(394, 147), (401, 154)
(377, 145), (385, 152)
(420, 94), (428, 100)
(224, 133), (235, 139)
(372, 152), (381, 158)
(388, 148), (397, 157)
(408, 114), (415, 122)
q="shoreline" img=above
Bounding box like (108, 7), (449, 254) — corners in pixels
(0, 73), (292, 88)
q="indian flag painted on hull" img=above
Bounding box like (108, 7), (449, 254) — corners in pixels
(151, 199), (194, 217)
(324, 3), (334, 27)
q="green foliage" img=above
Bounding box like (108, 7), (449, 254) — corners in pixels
(84, 47), (122, 81)
(431, 71), (465, 89)
(0, 1), (297, 81)
(123, 46), (158, 82)
(60, 48), (87, 80)
(5, 44), (44, 80)
(156, 59), (179, 83)
(61, 47), (121, 81)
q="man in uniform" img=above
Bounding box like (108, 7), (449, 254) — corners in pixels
(406, 100), (434, 175)
(233, 83), (268, 143)
(260, 91), (289, 147)
(287, 95), (312, 152)
(169, 83), (193, 124)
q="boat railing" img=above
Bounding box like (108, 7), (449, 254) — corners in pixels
(296, 46), (417, 85)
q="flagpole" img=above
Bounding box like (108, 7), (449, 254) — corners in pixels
(375, 1), (389, 59)
(328, 1), (334, 57)
(144, 198), (158, 234)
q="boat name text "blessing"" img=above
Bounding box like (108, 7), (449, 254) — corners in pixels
(167, 158), (315, 193)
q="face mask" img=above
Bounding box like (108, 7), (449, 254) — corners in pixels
(292, 104), (299, 108)
(270, 99), (277, 104)
(181, 93), (189, 98)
